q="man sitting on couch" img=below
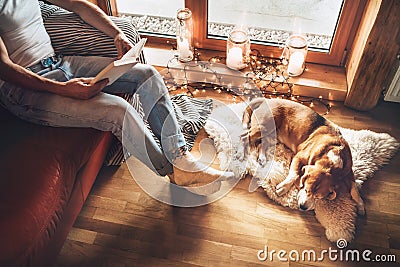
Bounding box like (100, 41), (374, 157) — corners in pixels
(0, 0), (234, 194)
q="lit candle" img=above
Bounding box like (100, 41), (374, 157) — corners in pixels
(226, 47), (245, 70)
(288, 51), (305, 76)
(177, 38), (193, 61)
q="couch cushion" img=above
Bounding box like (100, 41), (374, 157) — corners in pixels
(0, 106), (105, 265)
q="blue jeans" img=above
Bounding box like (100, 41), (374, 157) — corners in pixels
(0, 55), (186, 175)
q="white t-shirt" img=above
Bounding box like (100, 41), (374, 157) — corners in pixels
(0, 0), (55, 68)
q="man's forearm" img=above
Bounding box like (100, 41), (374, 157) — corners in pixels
(0, 59), (65, 94)
(0, 33), (64, 94)
(0, 58), (107, 100)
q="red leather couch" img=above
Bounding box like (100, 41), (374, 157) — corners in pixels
(0, 3), (145, 266)
(0, 105), (113, 266)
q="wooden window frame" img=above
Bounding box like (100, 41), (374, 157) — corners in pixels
(100, 0), (366, 67)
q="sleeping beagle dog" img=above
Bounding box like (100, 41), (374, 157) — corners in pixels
(241, 98), (365, 214)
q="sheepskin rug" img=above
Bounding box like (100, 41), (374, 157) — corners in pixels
(204, 101), (399, 242)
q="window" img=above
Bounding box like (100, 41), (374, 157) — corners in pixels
(115, 0), (184, 37)
(105, 0), (366, 66)
(207, 0), (343, 52)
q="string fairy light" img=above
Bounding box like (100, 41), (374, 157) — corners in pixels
(164, 48), (332, 115)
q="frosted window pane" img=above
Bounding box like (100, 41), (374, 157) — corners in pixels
(208, 0), (343, 51)
(116, 0), (185, 37)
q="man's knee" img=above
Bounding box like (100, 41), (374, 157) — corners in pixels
(134, 64), (159, 84)
(134, 64), (169, 97)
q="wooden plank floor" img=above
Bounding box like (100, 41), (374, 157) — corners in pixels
(55, 96), (400, 267)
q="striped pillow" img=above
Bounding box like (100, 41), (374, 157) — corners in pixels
(39, 1), (146, 63)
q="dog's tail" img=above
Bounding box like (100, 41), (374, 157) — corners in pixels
(242, 98), (266, 129)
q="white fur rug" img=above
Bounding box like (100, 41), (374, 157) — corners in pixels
(204, 102), (399, 242)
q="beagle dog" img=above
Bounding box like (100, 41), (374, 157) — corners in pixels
(241, 98), (365, 214)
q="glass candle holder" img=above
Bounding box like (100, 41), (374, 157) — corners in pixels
(226, 29), (250, 70)
(176, 8), (194, 62)
(283, 34), (308, 76)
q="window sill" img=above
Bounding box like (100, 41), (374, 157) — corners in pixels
(143, 44), (347, 101)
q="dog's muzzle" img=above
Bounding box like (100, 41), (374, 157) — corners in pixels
(297, 189), (315, 211)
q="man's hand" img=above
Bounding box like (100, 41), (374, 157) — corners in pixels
(114, 32), (134, 59)
(61, 78), (108, 100)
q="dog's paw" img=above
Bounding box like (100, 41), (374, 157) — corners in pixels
(236, 151), (245, 161)
(276, 182), (291, 196)
(240, 131), (249, 141)
(276, 186), (288, 196)
(258, 154), (267, 166)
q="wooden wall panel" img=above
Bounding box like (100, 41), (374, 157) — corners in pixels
(346, 0), (381, 88)
(345, 0), (400, 110)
